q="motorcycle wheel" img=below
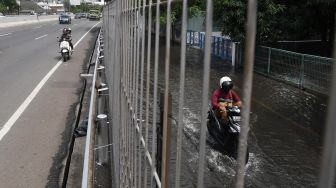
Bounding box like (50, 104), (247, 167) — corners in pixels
(231, 136), (249, 164)
(63, 54), (67, 62)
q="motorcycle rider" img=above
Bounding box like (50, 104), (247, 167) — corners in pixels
(212, 76), (242, 120)
(59, 28), (73, 51)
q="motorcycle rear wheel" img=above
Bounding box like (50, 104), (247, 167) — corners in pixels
(231, 136), (249, 164)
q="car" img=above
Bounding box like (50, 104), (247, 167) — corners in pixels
(88, 10), (100, 20)
(0, 12), (4, 17)
(80, 13), (87, 18)
(75, 13), (81, 19)
(59, 15), (71, 24)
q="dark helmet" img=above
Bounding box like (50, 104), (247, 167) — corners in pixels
(67, 28), (71, 34)
(219, 76), (233, 92)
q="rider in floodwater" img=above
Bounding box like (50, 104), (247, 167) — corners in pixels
(211, 76), (242, 123)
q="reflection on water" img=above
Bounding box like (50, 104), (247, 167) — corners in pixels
(152, 42), (327, 187)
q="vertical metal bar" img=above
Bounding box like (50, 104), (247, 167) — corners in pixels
(318, 13), (336, 188)
(131, 0), (136, 186)
(121, 1), (124, 180)
(189, 31), (191, 44)
(120, 2), (124, 187)
(151, 0), (160, 187)
(135, 0), (141, 186)
(212, 36), (214, 54)
(200, 33), (203, 49)
(267, 47), (271, 75)
(130, 0), (135, 186)
(162, 0), (172, 187)
(114, 2), (121, 187)
(299, 55), (305, 89)
(138, 0), (146, 187)
(175, 0), (187, 188)
(232, 42), (236, 67)
(235, 0), (257, 187)
(239, 43), (242, 66)
(217, 37), (220, 56)
(196, 0), (213, 187)
(125, 0), (130, 185)
(198, 31), (201, 46)
(124, 0), (131, 187)
(144, 0), (152, 187)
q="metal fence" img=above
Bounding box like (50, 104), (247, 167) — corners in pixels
(187, 31), (334, 95)
(254, 46), (334, 95)
(98, 0), (336, 188)
(187, 30), (233, 61)
(100, 0), (254, 187)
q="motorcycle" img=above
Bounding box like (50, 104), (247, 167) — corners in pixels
(207, 102), (249, 163)
(58, 38), (72, 62)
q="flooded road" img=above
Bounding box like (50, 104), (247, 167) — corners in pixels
(151, 42), (328, 187)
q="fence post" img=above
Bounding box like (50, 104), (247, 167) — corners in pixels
(232, 42), (236, 67)
(96, 113), (109, 165)
(217, 37), (220, 56)
(198, 32), (201, 46)
(212, 36), (215, 54)
(267, 47), (271, 75)
(222, 38), (225, 59)
(239, 43), (243, 67)
(189, 32), (192, 45)
(299, 54), (305, 89)
(157, 91), (172, 188)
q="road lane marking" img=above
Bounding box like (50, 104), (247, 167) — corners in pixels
(35, 34), (48, 40)
(32, 26), (41, 29)
(0, 21), (101, 141)
(0, 33), (12, 37)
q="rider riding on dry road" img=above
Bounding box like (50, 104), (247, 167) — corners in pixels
(59, 28), (73, 51)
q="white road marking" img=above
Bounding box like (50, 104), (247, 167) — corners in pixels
(35, 34), (48, 40)
(0, 33), (12, 37)
(0, 21), (101, 141)
(32, 26), (41, 29)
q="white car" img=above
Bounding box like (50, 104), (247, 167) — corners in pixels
(0, 12), (5, 17)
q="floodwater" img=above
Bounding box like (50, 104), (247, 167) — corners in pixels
(151, 42), (328, 187)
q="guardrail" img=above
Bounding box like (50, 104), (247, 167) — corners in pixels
(234, 44), (334, 95)
(81, 29), (103, 188)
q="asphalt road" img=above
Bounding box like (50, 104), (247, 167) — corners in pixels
(0, 19), (100, 187)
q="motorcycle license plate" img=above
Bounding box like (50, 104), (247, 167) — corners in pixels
(232, 116), (241, 122)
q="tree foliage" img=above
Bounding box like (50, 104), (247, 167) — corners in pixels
(0, 0), (18, 13)
(185, 0), (335, 44)
(213, 0), (285, 43)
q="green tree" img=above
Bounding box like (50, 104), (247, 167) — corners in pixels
(1, 0), (18, 13)
(0, 2), (7, 13)
(213, 0), (284, 43)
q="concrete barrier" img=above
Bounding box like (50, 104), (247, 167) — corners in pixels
(0, 15), (59, 28)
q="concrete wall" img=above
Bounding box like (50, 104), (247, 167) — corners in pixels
(0, 15), (58, 28)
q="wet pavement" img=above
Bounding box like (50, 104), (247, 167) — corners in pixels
(151, 41), (328, 187)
